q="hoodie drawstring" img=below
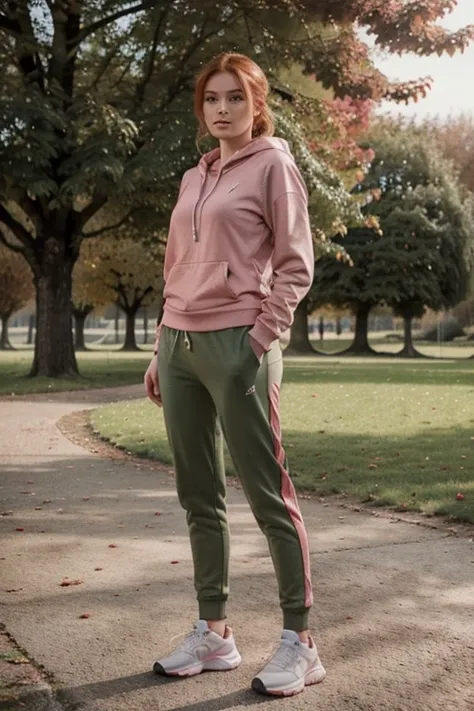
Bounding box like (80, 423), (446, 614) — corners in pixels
(171, 330), (192, 357)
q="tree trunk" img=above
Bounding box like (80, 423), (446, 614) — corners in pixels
(122, 307), (139, 351)
(397, 316), (427, 358)
(115, 305), (120, 344)
(143, 307), (148, 345)
(286, 297), (316, 355)
(0, 314), (13, 350)
(342, 304), (376, 355)
(27, 313), (35, 345)
(73, 308), (92, 351)
(398, 315), (425, 358)
(30, 247), (78, 378)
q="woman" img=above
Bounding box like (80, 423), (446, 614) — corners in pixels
(144, 52), (325, 697)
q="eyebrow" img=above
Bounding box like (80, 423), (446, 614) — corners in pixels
(204, 89), (244, 95)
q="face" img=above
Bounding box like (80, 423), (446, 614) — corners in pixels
(203, 71), (255, 145)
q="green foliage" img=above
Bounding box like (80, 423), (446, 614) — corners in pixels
(312, 121), (474, 317)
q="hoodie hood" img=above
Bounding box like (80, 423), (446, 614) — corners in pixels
(192, 138), (294, 240)
(198, 137), (293, 176)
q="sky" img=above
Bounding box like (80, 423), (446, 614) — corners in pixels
(370, 0), (474, 119)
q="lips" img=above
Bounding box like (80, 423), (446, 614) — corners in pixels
(214, 121), (230, 126)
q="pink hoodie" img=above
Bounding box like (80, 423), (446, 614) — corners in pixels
(155, 137), (314, 354)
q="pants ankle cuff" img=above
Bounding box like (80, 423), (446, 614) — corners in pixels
(283, 609), (310, 632)
(199, 601), (227, 621)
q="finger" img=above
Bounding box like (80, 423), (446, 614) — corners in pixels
(145, 378), (155, 400)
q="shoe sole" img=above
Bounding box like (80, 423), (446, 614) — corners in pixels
(153, 653), (242, 678)
(252, 667), (326, 697)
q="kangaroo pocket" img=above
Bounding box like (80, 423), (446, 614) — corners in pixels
(163, 261), (239, 312)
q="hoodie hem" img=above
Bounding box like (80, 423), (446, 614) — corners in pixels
(162, 308), (261, 333)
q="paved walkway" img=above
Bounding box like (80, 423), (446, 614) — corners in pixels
(0, 386), (473, 711)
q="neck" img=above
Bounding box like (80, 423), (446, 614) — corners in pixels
(219, 135), (253, 166)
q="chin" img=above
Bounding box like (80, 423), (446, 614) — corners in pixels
(211, 128), (234, 137)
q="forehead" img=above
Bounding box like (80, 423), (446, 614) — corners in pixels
(204, 71), (244, 94)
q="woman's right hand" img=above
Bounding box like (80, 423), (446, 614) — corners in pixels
(144, 355), (162, 407)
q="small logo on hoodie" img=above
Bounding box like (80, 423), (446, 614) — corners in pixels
(245, 385), (256, 396)
(228, 182), (240, 193)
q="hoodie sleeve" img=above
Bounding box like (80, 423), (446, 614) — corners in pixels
(248, 158), (314, 352)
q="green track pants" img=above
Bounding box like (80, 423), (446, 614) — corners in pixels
(157, 325), (313, 632)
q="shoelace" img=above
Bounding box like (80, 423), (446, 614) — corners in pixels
(270, 640), (301, 669)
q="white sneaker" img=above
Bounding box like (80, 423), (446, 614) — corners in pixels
(252, 630), (326, 696)
(153, 620), (242, 677)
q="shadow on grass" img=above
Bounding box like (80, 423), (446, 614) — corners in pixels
(283, 424), (473, 523)
(282, 360), (474, 388)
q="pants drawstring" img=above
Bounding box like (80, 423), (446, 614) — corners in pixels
(183, 331), (192, 351)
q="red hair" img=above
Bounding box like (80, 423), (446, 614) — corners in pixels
(194, 53), (274, 142)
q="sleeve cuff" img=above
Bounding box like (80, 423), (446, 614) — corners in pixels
(248, 321), (277, 353)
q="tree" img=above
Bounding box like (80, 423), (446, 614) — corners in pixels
(72, 240), (115, 350)
(1, 2), (472, 375)
(312, 121), (474, 356)
(429, 113), (474, 194)
(82, 237), (164, 351)
(0, 245), (34, 349)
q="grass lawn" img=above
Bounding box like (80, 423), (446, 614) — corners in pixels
(1, 337), (472, 396)
(91, 357), (474, 524)
(0, 349), (152, 396)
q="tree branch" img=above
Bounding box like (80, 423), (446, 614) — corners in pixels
(75, 1), (156, 46)
(79, 195), (109, 230)
(88, 38), (123, 90)
(1, 5), (45, 88)
(0, 203), (35, 250)
(0, 13), (20, 35)
(134, 4), (171, 107)
(0, 226), (26, 254)
(83, 211), (134, 239)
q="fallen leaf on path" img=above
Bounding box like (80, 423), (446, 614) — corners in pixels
(1, 511), (14, 516)
(170, 560), (180, 564)
(21, 491), (35, 495)
(94, 568), (103, 571)
(108, 544), (118, 548)
(35, 506), (42, 511)
(15, 527), (25, 532)
(27, 480), (34, 484)
(346, 616), (353, 621)
(82, 497), (90, 501)
(79, 613), (91, 619)
(5, 588), (23, 593)
(60, 578), (83, 587)
(154, 512), (161, 516)
(43, 500), (52, 504)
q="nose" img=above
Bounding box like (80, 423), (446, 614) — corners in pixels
(217, 101), (229, 115)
